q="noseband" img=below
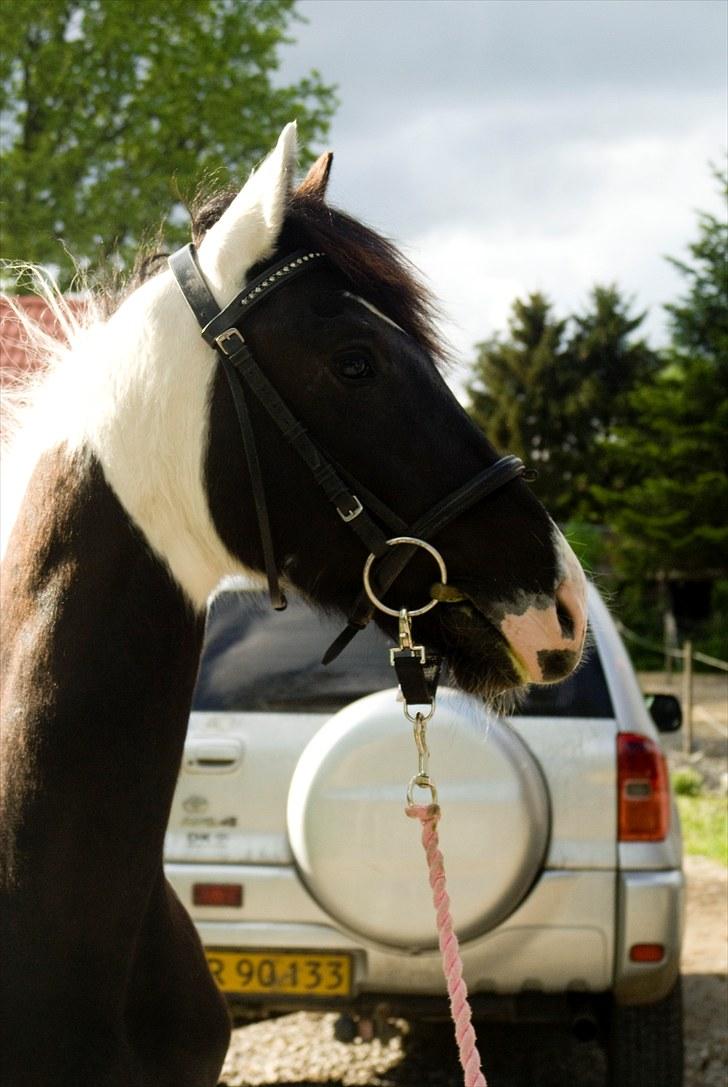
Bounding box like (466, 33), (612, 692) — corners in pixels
(169, 243), (526, 662)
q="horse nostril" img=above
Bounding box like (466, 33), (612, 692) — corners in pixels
(556, 598), (575, 640)
(537, 648), (579, 682)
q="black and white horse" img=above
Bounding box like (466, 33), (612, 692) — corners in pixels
(1, 125), (586, 1086)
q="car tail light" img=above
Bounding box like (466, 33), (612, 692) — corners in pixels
(192, 883), (243, 907)
(617, 732), (670, 841)
(629, 943), (665, 963)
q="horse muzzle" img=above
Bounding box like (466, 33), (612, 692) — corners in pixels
(436, 529), (588, 688)
(496, 533), (588, 685)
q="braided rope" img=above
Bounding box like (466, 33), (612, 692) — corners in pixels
(406, 802), (487, 1087)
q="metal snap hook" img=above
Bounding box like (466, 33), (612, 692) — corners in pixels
(362, 537), (448, 618)
(406, 774), (439, 807)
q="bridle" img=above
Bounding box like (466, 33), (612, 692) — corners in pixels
(169, 243), (527, 663)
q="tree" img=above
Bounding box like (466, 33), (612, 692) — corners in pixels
(0, 0), (336, 287)
(466, 287), (657, 522)
(561, 285), (659, 515)
(592, 165), (728, 590)
(664, 162), (728, 368)
(467, 293), (571, 515)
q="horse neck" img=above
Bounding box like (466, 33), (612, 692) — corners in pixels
(1, 442), (205, 885)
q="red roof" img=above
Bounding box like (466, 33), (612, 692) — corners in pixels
(0, 296), (84, 381)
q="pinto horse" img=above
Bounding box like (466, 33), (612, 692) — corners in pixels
(0, 125), (586, 1086)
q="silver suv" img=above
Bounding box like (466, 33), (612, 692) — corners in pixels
(164, 583), (684, 1086)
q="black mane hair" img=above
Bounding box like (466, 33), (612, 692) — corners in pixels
(189, 187), (447, 363)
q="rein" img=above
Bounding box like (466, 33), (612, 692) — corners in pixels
(169, 243), (526, 661)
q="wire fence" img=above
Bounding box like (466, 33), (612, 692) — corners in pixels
(616, 622), (728, 672)
(616, 621), (728, 751)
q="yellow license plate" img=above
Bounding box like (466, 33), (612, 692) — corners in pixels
(205, 948), (353, 997)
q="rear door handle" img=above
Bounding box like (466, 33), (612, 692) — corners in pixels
(183, 739), (243, 773)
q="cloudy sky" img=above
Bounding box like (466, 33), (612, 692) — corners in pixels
(279, 0), (726, 391)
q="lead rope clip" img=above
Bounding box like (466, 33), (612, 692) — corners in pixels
(361, 539), (487, 1087)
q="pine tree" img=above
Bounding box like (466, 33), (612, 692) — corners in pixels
(467, 293), (572, 516)
(592, 164), (728, 589)
(562, 285), (660, 517)
(466, 287), (657, 523)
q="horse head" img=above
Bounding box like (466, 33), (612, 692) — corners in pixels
(96, 124), (586, 701)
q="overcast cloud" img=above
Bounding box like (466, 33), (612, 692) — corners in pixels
(279, 0), (726, 391)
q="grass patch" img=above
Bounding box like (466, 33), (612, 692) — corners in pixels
(677, 795), (728, 866)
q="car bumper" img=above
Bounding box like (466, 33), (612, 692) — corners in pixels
(613, 868), (685, 1004)
(167, 863), (684, 1008)
(169, 864), (617, 997)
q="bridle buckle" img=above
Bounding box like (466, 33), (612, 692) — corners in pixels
(215, 328), (246, 357)
(338, 495), (363, 523)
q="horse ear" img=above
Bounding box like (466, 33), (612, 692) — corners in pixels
(197, 122), (298, 302)
(297, 152), (333, 201)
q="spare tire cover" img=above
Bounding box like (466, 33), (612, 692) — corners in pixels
(287, 688), (549, 950)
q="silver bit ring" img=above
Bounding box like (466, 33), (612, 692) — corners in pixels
(362, 537), (448, 618)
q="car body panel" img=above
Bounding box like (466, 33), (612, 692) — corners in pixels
(164, 584), (684, 1010)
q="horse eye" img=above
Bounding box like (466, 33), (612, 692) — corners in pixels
(334, 352), (374, 381)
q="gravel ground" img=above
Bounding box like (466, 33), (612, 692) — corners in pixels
(217, 855), (727, 1087)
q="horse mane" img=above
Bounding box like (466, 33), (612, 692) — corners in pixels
(0, 185), (448, 554)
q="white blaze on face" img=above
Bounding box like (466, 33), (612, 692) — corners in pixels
(498, 527), (588, 685)
(343, 293), (406, 334)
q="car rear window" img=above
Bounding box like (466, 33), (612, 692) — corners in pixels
(192, 590), (613, 717)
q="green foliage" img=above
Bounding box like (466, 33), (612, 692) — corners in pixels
(0, 0), (336, 287)
(671, 768), (704, 797)
(698, 579), (728, 661)
(467, 286), (658, 522)
(677, 795), (728, 866)
(467, 293), (568, 512)
(560, 520), (610, 577)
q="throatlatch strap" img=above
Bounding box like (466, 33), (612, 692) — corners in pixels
(219, 352), (286, 609)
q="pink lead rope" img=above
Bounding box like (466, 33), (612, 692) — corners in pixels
(360, 551), (487, 1086)
(405, 801), (487, 1087)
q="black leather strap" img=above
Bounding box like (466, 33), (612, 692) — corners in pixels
(321, 455), (526, 663)
(393, 652), (439, 704)
(202, 250), (326, 345)
(169, 243), (391, 614)
(221, 336), (390, 559)
(168, 240), (528, 664)
(218, 351), (286, 609)
(169, 244), (220, 327)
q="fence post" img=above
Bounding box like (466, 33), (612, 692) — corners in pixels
(664, 607), (678, 683)
(682, 640), (693, 755)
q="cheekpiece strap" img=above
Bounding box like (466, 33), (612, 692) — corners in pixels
(169, 242), (391, 611)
